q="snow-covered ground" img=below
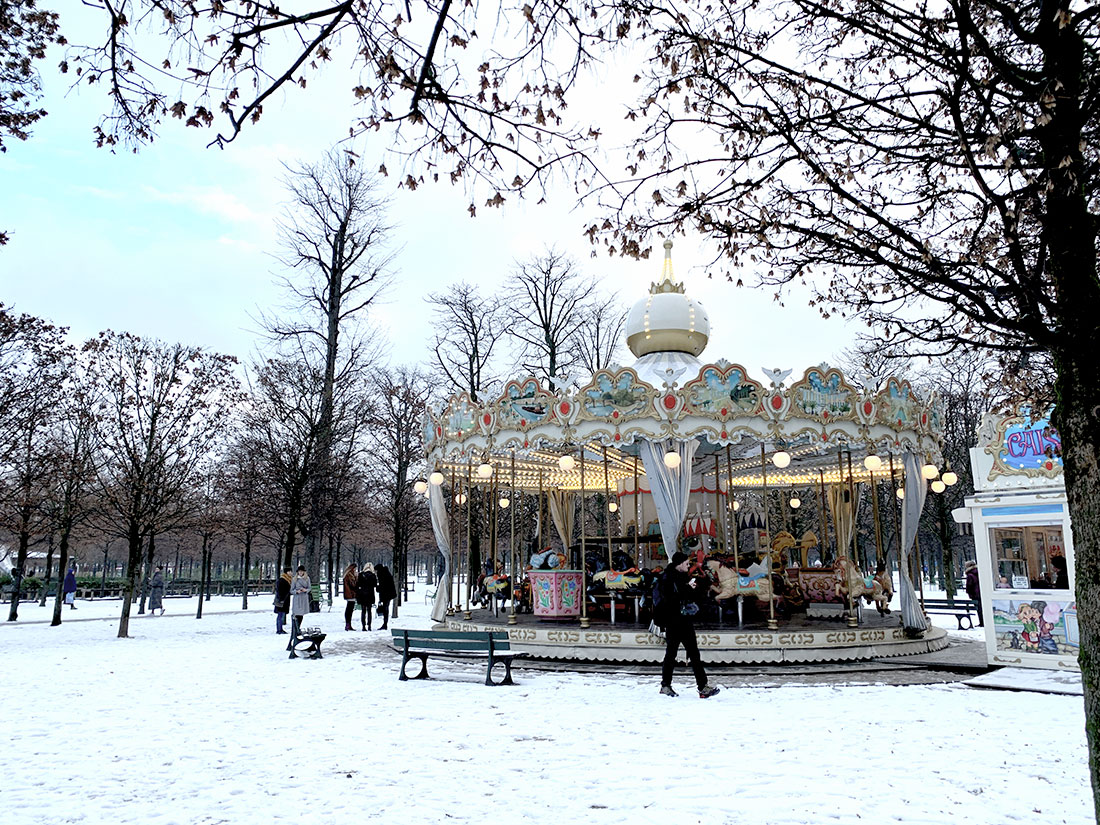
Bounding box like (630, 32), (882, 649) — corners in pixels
(4, 593), (1092, 825)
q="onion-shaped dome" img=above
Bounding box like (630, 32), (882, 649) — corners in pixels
(625, 240), (710, 358)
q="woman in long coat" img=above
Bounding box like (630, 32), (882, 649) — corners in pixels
(290, 566), (312, 634)
(342, 563), (358, 631)
(274, 568), (292, 634)
(356, 563), (377, 631)
(375, 563), (396, 631)
(149, 567), (166, 616)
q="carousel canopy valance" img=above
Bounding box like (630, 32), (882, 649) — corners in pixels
(423, 363), (943, 492)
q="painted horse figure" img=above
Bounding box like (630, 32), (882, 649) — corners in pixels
(706, 558), (774, 603)
(834, 557), (890, 615)
(592, 569), (644, 590)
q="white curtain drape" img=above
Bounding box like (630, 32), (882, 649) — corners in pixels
(638, 439), (698, 561)
(899, 451), (929, 634)
(428, 484), (451, 623)
(826, 483), (861, 560)
(548, 490), (575, 551)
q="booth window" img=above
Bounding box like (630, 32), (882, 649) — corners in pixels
(991, 526), (1067, 589)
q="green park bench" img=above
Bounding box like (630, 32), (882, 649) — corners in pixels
(390, 628), (525, 686)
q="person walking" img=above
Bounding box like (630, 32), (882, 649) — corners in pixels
(289, 565), (311, 636)
(356, 563), (377, 630)
(654, 551), (720, 698)
(964, 560), (984, 627)
(62, 565), (78, 610)
(149, 566), (166, 616)
(342, 563), (358, 631)
(274, 568), (292, 634)
(375, 563), (396, 631)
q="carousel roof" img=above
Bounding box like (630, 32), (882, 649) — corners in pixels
(423, 243), (943, 492)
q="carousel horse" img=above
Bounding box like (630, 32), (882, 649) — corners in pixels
(834, 556), (890, 615)
(592, 568), (644, 590)
(706, 558), (774, 603)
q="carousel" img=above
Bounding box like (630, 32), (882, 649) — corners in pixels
(418, 242), (953, 664)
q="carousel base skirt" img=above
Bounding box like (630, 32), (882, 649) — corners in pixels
(437, 609), (949, 665)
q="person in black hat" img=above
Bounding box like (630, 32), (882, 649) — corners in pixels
(654, 551), (720, 698)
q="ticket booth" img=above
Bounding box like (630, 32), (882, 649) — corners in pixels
(953, 408), (1078, 671)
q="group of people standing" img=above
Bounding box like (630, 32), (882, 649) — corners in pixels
(342, 562), (396, 631)
(272, 562), (397, 636)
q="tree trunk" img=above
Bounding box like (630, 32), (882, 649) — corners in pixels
(935, 495), (956, 602)
(100, 542), (110, 598)
(241, 532), (252, 610)
(6, 530), (31, 622)
(196, 534), (209, 619)
(38, 533), (55, 607)
(117, 525), (143, 638)
(138, 532), (156, 614)
(204, 546), (213, 601)
(51, 529), (72, 627)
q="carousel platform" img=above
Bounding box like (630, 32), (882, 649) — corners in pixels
(436, 605), (950, 665)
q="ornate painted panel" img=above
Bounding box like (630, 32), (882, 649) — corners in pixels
(684, 362), (762, 419)
(790, 367), (856, 423)
(579, 369), (650, 421)
(497, 378), (554, 430)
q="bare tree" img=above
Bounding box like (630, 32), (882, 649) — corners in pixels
(260, 149), (393, 585)
(505, 248), (597, 388)
(363, 366), (430, 615)
(0, 310), (68, 621)
(573, 292), (627, 376)
(85, 332), (241, 638)
(44, 351), (99, 626)
(427, 282), (504, 402)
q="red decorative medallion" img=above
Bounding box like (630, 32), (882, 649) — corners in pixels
(612, 410), (620, 419)
(921, 413), (927, 426)
(663, 394), (677, 410)
(560, 402), (571, 415)
(720, 407), (728, 416)
(822, 432), (828, 441)
(822, 410), (829, 419)
(771, 395), (783, 411)
(1045, 461), (1054, 470)
(614, 433), (621, 441)
(483, 413), (491, 426)
(436, 426), (442, 437)
(520, 418), (526, 427)
(720, 430), (728, 439)
(863, 401), (873, 416)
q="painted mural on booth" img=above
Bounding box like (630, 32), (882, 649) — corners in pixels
(992, 598), (1079, 656)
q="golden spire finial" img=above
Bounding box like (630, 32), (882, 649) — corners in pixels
(650, 239), (685, 294)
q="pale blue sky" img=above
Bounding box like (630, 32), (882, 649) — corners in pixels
(0, 12), (858, 384)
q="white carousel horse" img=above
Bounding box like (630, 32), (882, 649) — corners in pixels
(834, 556), (890, 615)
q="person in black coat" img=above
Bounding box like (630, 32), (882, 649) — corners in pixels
(273, 568), (292, 634)
(964, 560), (984, 627)
(1051, 556), (1070, 590)
(654, 552), (720, 699)
(356, 563), (378, 631)
(375, 564), (397, 631)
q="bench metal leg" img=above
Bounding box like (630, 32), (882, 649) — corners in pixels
(485, 655), (516, 686)
(399, 652), (429, 680)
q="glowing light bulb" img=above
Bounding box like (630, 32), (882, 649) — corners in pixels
(663, 451), (681, 469)
(608, 502), (619, 513)
(942, 470), (958, 486)
(477, 462), (493, 479)
(789, 496), (801, 509)
(429, 471), (445, 486)
(772, 451), (791, 469)
(864, 455), (883, 472)
(499, 497), (510, 509)
(558, 455), (576, 472)
(921, 463), (939, 480)
(732, 500), (741, 511)
(896, 487), (905, 500)
(930, 480), (946, 494)
(414, 480), (428, 494)
(455, 493), (468, 505)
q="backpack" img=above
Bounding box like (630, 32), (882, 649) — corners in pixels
(651, 576), (667, 629)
